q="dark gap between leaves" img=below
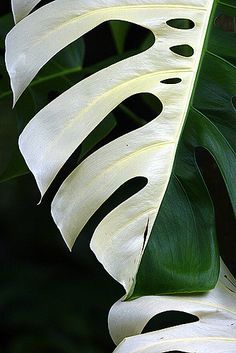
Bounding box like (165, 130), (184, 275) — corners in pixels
(42, 93), (162, 203)
(142, 310), (198, 333)
(30, 20), (154, 109)
(0, 48), (5, 57)
(166, 18), (195, 30)
(47, 90), (60, 103)
(74, 177), (148, 248)
(195, 147), (236, 275)
(0, 2), (11, 14)
(42, 145), (82, 205)
(78, 93), (163, 164)
(142, 218), (149, 251)
(29, 19), (155, 203)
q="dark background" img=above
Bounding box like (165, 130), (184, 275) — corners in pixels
(0, 2), (122, 353)
(0, 1), (235, 353)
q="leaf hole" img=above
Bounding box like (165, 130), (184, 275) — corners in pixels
(170, 45), (194, 57)
(83, 21), (154, 66)
(124, 21), (155, 52)
(161, 78), (182, 84)
(215, 15), (236, 32)
(78, 93), (163, 164)
(114, 93), (163, 125)
(142, 311), (199, 333)
(166, 18), (195, 30)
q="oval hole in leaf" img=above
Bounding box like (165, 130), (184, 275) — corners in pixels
(142, 310), (199, 333)
(166, 18), (195, 30)
(215, 15), (236, 32)
(170, 45), (194, 57)
(161, 78), (182, 84)
(195, 147), (236, 276)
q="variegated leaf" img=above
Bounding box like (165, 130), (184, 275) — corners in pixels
(6, 0), (215, 293)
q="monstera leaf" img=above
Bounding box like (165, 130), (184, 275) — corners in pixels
(109, 260), (236, 352)
(5, 0), (235, 299)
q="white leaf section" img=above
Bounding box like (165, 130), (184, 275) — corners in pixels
(11, 0), (42, 23)
(6, 0), (211, 104)
(109, 261), (236, 352)
(6, 0), (214, 293)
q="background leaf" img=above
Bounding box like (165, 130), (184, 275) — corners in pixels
(131, 0), (235, 297)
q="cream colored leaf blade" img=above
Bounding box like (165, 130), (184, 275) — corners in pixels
(6, 0), (214, 293)
(6, 0), (210, 104)
(11, 0), (42, 23)
(109, 261), (236, 352)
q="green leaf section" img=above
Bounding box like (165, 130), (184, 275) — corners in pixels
(109, 21), (130, 54)
(131, 0), (235, 297)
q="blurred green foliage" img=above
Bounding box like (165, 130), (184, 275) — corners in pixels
(0, 175), (123, 353)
